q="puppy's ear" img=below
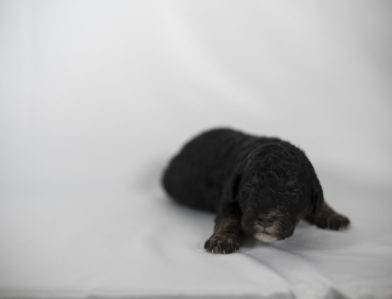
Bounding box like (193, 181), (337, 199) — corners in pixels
(216, 173), (242, 218)
(220, 173), (241, 204)
(230, 174), (241, 202)
(311, 176), (324, 215)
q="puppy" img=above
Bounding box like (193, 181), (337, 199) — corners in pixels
(162, 128), (350, 254)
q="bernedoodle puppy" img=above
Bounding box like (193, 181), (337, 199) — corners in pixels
(162, 128), (350, 254)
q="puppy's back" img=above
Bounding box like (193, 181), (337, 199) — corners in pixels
(162, 128), (249, 211)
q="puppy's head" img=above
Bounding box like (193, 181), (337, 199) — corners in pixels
(235, 142), (323, 242)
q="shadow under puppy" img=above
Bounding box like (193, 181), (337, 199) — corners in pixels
(162, 128), (350, 254)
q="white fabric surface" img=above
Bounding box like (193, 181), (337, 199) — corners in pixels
(1, 1), (392, 299)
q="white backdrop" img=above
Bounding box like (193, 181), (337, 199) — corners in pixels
(1, 1), (391, 299)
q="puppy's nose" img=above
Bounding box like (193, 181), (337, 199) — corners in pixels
(257, 217), (273, 228)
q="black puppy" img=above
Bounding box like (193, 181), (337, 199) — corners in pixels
(162, 128), (350, 254)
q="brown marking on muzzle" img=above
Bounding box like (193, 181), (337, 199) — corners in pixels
(286, 180), (296, 187)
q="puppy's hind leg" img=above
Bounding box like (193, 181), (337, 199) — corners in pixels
(305, 201), (350, 231)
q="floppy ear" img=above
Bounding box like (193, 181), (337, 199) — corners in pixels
(221, 172), (241, 204)
(311, 174), (324, 215)
(215, 172), (242, 218)
(231, 174), (241, 202)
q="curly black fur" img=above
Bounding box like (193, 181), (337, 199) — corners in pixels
(162, 128), (350, 254)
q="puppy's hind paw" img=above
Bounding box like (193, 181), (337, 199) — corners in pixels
(204, 233), (240, 254)
(315, 214), (350, 231)
(329, 214), (350, 231)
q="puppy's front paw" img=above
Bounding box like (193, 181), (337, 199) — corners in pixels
(317, 214), (350, 231)
(204, 233), (240, 254)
